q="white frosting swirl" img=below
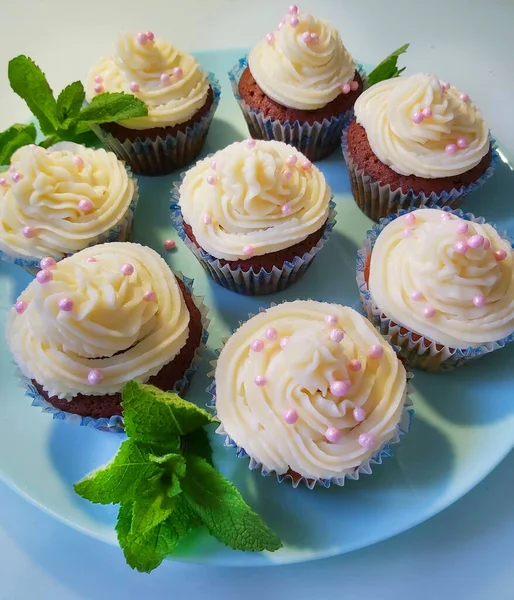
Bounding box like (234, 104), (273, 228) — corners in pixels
(7, 242), (190, 399)
(354, 74), (490, 178)
(215, 301), (407, 481)
(369, 209), (514, 348)
(179, 140), (330, 261)
(85, 33), (210, 129)
(0, 143), (134, 261)
(248, 12), (355, 110)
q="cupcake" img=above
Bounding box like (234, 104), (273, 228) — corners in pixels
(171, 139), (336, 295)
(343, 73), (497, 221)
(210, 301), (412, 489)
(85, 32), (221, 176)
(7, 242), (208, 432)
(358, 208), (514, 371)
(0, 142), (137, 274)
(229, 6), (364, 161)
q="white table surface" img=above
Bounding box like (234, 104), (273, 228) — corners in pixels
(1, 1), (514, 598)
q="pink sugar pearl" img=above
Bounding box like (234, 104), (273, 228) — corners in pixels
(353, 407), (366, 422)
(358, 433), (376, 450)
(411, 111), (423, 124)
(94, 84), (104, 94)
(473, 294), (486, 307)
(136, 32), (149, 45)
(0, 177), (8, 187)
(173, 67), (183, 78)
(289, 16), (299, 27)
(445, 143), (458, 155)
(58, 297), (74, 312)
(265, 327), (278, 341)
(88, 369), (104, 385)
(245, 139), (256, 149)
(457, 137), (468, 149)
(164, 239), (176, 251)
(242, 245), (255, 257)
(402, 228), (413, 239)
(440, 212), (452, 221)
(121, 263), (134, 276)
(145, 31), (155, 41)
(330, 380), (351, 397)
(454, 240), (468, 254)
(280, 337), (290, 349)
(341, 83), (351, 94)
(206, 174), (217, 185)
(404, 213), (416, 226)
(456, 222), (468, 234)
(300, 159), (312, 171)
(410, 290), (423, 301)
(202, 212), (212, 225)
(284, 409), (298, 424)
(85, 257), (97, 263)
(15, 300), (27, 315)
(73, 156), (85, 169)
(266, 33), (275, 44)
(289, 4), (299, 14)
(460, 93), (469, 102)
(349, 359), (362, 372)
(467, 234), (484, 249)
(423, 306), (436, 318)
(286, 155), (298, 166)
(367, 344), (383, 359)
(255, 375), (267, 387)
(329, 328), (344, 343)
(40, 257), (56, 270)
(422, 107), (432, 119)
(282, 168), (293, 180)
(11, 171), (23, 183)
(93, 75), (103, 84)
(483, 238), (491, 250)
(22, 226), (35, 238)
(325, 427), (341, 443)
(36, 269), (53, 284)
(302, 31), (311, 43)
(325, 314), (338, 325)
(129, 81), (140, 93)
(143, 290), (156, 302)
(250, 339), (264, 352)
(494, 249), (507, 262)
(160, 73), (171, 85)
(78, 198), (94, 213)
(350, 80), (359, 91)
(281, 202), (292, 216)
(210, 159), (217, 170)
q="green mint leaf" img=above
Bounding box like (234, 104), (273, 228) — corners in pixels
(0, 123), (37, 165)
(181, 456), (282, 552)
(76, 92), (148, 124)
(164, 494), (202, 537)
(183, 427), (214, 465)
(74, 440), (162, 505)
(367, 43), (410, 87)
(122, 381), (214, 445)
(131, 492), (177, 536)
(8, 56), (58, 135)
(149, 452), (187, 478)
(56, 81), (85, 128)
(116, 502), (181, 574)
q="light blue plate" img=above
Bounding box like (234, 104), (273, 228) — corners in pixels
(1, 48), (513, 567)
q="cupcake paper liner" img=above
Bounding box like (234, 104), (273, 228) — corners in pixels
(206, 305), (415, 490)
(341, 127), (499, 222)
(228, 56), (367, 162)
(357, 207), (514, 371)
(90, 73), (221, 176)
(21, 273), (210, 433)
(1, 170), (139, 277)
(170, 178), (337, 295)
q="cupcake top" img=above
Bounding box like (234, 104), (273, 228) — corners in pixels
(368, 209), (514, 348)
(354, 73), (490, 178)
(179, 139), (331, 261)
(85, 32), (210, 130)
(248, 6), (356, 110)
(7, 242), (190, 399)
(215, 301), (407, 481)
(0, 143), (135, 262)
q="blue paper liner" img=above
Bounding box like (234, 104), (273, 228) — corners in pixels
(206, 305), (414, 490)
(341, 124), (499, 222)
(228, 56), (367, 162)
(357, 206), (514, 371)
(21, 273), (210, 433)
(170, 176), (337, 295)
(90, 73), (221, 176)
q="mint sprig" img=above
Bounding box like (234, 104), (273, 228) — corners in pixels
(367, 43), (410, 87)
(0, 55), (148, 165)
(0, 123), (37, 166)
(74, 381), (282, 573)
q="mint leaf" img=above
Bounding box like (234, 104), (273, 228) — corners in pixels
(8, 56), (58, 135)
(367, 43), (410, 87)
(76, 92), (148, 124)
(74, 440), (162, 505)
(181, 456), (282, 552)
(149, 452), (187, 478)
(164, 495), (202, 537)
(0, 123), (37, 165)
(184, 427), (214, 465)
(122, 381), (214, 445)
(131, 492), (177, 535)
(56, 81), (85, 128)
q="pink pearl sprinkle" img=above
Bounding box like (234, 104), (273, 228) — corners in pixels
(202, 212), (212, 225)
(302, 31), (311, 43)
(410, 290), (423, 301)
(88, 369), (104, 385)
(440, 212), (452, 221)
(22, 226), (36, 238)
(329, 328), (344, 343)
(457, 137), (468, 149)
(325, 314), (338, 326)
(467, 234), (484, 249)
(78, 198), (94, 213)
(280, 337), (290, 349)
(121, 263), (134, 276)
(136, 32), (149, 45)
(284, 409), (298, 425)
(85, 257), (97, 263)
(206, 174), (217, 185)
(353, 407), (366, 422)
(440, 81), (450, 91)
(330, 380), (351, 397)
(473, 294), (486, 307)
(422, 107), (432, 119)
(11, 171), (23, 183)
(73, 155), (84, 169)
(494, 249), (507, 262)
(173, 67), (183, 78)
(367, 344), (383, 359)
(402, 228), (413, 238)
(145, 31), (155, 41)
(445, 143), (458, 155)
(36, 269), (53, 284)
(160, 73), (171, 85)
(210, 159), (217, 170)
(266, 32), (275, 44)
(310, 33), (320, 44)
(281, 202), (292, 216)
(286, 155), (298, 166)
(245, 139), (256, 149)
(289, 16), (299, 27)
(15, 300), (27, 315)
(341, 83), (351, 94)
(58, 297), (74, 312)
(404, 213), (416, 226)
(289, 4), (299, 14)
(0, 177), (8, 187)
(243, 245), (255, 257)
(129, 81), (140, 93)
(300, 159), (312, 171)
(454, 240), (468, 254)
(483, 238), (491, 250)
(164, 239), (176, 251)
(325, 427), (341, 443)
(423, 306), (436, 318)
(265, 327), (278, 341)
(358, 433), (376, 450)
(350, 80), (359, 92)
(255, 375), (267, 387)
(94, 84), (104, 94)
(411, 111), (423, 124)
(251, 339), (264, 352)
(278, 19), (285, 30)
(40, 256), (56, 270)
(143, 290), (156, 302)
(94, 75), (103, 84)
(349, 359), (362, 372)
(456, 222), (468, 234)
(460, 93), (469, 102)
(282, 168), (293, 180)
